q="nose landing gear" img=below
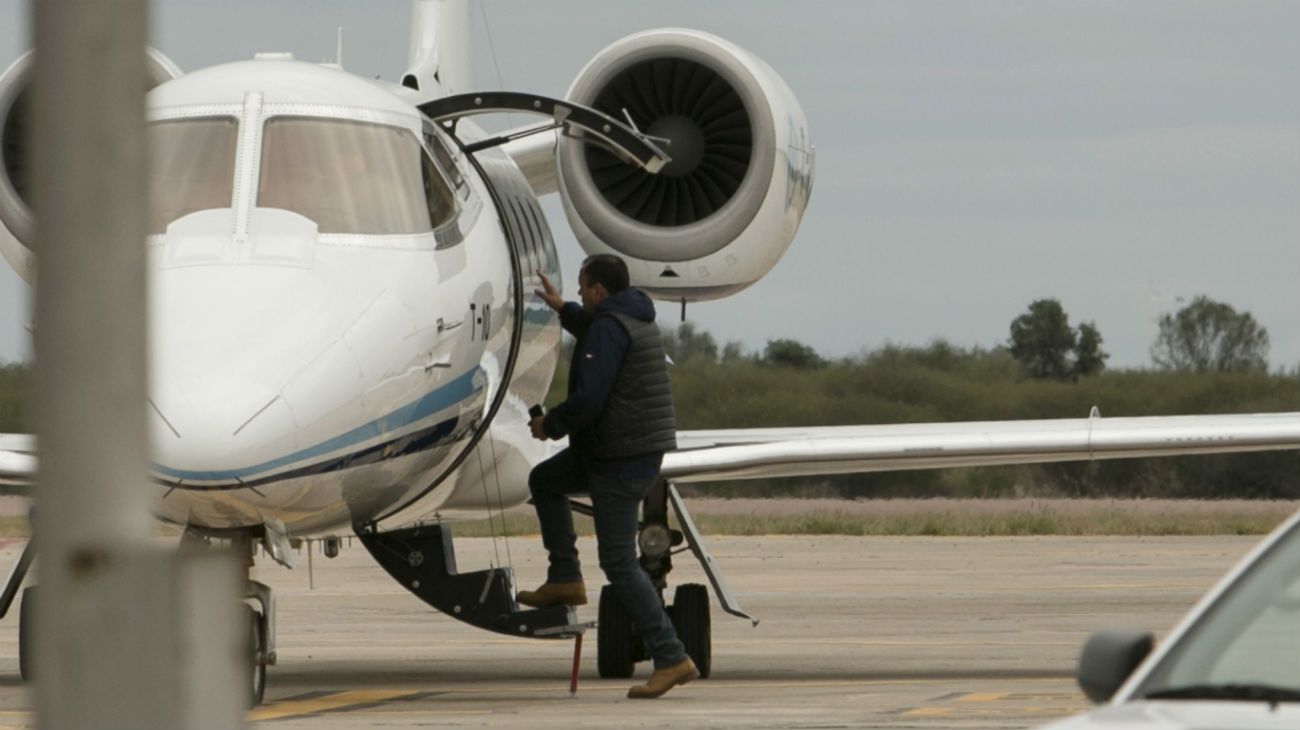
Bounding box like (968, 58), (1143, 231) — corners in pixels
(245, 578), (275, 707)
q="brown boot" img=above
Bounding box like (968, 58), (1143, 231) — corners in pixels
(627, 657), (699, 699)
(516, 581), (587, 608)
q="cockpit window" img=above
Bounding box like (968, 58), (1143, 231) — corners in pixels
(258, 117), (455, 235)
(149, 117), (238, 234)
(425, 130), (470, 200)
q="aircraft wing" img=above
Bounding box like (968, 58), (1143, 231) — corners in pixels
(663, 411), (1300, 483)
(6, 412), (1299, 487)
(0, 434), (35, 489)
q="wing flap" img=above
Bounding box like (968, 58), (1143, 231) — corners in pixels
(664, 412), (1300, 483)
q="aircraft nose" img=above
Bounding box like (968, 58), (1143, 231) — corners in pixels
(150, 374), (298, 484)
(149, 210), (332, 483)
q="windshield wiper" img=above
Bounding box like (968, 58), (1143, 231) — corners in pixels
(1145, 683), (1300, 704)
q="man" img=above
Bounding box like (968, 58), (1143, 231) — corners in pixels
(520, 254), (697, 700)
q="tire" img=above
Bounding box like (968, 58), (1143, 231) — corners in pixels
(671, 583), (711, 678)
(247, 605), (267, 707)
(18, 586), (35, 682)
(597, 585), (637, 679)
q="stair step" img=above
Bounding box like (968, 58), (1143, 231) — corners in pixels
(357, 523), (583, 639)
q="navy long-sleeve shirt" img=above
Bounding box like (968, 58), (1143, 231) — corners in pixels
(543, 301), (628, 440)
(542, 289), (664, 477)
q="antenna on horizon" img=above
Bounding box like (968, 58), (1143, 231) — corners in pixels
(336, 26), (344, 68)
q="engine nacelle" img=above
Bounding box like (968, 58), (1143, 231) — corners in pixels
(557, 29), (814, 302)
(0, 49), (182, 284)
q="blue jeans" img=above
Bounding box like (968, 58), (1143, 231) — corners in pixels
(528, 448), (687, 669)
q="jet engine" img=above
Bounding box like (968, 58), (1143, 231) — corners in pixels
(0, 49), (182, 283)
(557, 29), (814, 302)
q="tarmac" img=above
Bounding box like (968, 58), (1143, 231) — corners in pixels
(0, 533), (1260, 729)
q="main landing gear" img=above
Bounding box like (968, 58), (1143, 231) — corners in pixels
(597, 582), (712, 679)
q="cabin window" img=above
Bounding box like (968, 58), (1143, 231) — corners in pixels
(258, 117), (455, 235)
(148, 117), (239, 234)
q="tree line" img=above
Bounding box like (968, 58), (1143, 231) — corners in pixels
(545, 294), (1298, 499)
(1008, 295), (1270, 380)
(653, 341), (1299, 500)
(2, 295), (1292, 499)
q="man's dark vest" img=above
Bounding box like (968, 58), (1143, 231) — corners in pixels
(583, 310), (677, 460)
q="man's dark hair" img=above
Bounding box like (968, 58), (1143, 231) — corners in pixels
(581, 254), (630, 294)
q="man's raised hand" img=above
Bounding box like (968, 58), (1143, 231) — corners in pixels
(534, 271), (564, 312)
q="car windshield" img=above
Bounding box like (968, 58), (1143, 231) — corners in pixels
(257, 117), (455, 235)
(149, 117), (239, 234)
(1134, 518), (1300, 699)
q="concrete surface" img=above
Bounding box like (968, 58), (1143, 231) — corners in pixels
(0, 533), (1259, 728)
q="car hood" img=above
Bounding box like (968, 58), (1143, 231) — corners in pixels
(1040, 700), (1300, 730)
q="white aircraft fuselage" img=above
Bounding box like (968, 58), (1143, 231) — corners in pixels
(145, 57), (558, 536)
(0, 3), (818, 544)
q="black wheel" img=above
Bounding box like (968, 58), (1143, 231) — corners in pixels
(597, 585), (637, 678)
(18, 586), (35, 682)
(247, 605), (267, 706)
(671, 583), (711, 678)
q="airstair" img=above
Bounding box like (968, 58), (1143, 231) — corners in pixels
(356, 523), (588, 639)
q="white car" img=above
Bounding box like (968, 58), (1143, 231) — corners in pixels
(1039, 510), (1300, 729)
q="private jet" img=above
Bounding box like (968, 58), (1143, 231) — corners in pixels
(1, 0), (1297, 705)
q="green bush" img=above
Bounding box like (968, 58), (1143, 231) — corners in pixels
(659, 341), (1300, 499)
(0, 362), (27, 432)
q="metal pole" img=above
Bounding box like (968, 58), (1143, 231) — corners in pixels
(31, 0), (178, 722)
(31, 0), (151, 548)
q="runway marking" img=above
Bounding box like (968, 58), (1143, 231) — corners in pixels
(900, 690), (1084, 720)
(955, 692), (1008, 702)
(902, 707), (953, 717)
(249, 689), (428, 722)
(284, 676), (1069, 701)
(323, 633), (1088, 647)
(715, 638), (1079, 647)
(1055, 583), (1210, 590)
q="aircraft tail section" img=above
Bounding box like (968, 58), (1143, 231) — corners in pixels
(404, 0), (472, 96)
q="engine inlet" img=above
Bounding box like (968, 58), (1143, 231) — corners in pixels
(586, 57), (753, 228)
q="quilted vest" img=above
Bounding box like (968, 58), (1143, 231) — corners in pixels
(585, 310), (678, 459)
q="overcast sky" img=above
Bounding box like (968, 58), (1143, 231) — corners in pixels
(1, 0), (1296, 369)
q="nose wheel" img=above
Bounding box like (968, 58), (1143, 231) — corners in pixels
(246, 604), (268, 706)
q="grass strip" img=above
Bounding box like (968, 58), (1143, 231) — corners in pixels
(2, 499), (1293, 539)
(439, 498), (1300, 538)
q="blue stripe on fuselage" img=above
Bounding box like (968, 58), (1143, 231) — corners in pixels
(153, 367), (483, 482)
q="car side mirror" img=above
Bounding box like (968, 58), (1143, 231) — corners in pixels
(1077, 629), (1154, 704)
